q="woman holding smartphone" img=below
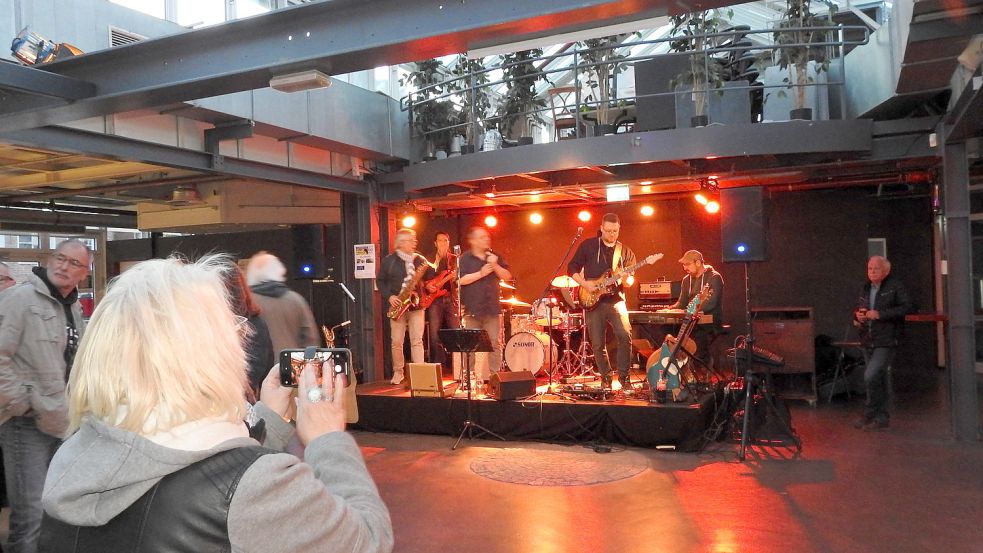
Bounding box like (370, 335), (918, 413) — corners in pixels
(38, 255), (393, 553)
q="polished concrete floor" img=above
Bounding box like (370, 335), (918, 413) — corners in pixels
(358, 385), (983, 553)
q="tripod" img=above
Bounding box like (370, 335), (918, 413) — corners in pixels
(534, 227), (584, 396)
(736, 262), (801, 460)
(440, 328), (506, 450)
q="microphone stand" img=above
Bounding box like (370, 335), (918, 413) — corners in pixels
(535, 228), (583, 397)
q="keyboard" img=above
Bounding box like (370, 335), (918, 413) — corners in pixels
(628, 311), (714, 325)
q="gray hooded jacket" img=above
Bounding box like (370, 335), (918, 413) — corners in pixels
(42, 403), (394, 553)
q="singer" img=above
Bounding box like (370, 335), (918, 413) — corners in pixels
(458, 226), (512, 379)
(568, 213), (638, 390)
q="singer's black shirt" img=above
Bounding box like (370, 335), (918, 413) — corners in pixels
(459, 251), (508, 317)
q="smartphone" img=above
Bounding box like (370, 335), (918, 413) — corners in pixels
(279, 348), (352, 388)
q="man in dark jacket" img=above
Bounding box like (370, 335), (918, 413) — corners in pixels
(377, 229), (434, 385)
(853, 255), (911, 431)
(245, 252), (318, 355)
(0, 239), (89, 553)
(669, 250), (724, 366)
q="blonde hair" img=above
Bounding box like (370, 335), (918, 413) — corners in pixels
(245, 251), (287, 286)
(68, 255), (247, 435)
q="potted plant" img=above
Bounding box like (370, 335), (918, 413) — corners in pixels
(496, 49), (546, 144)
(577, 34), (635, 135)
(770, 0), (837, 120)
(402, 59), (462, 159)
(449, 54), (492, 153)
(668, 9), (732, 127)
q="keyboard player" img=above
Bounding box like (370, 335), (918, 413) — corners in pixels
(659, 250), (724, 366)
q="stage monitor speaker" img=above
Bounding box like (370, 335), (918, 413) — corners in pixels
(488, 371), (536, 401)
(721, 186), (768, 262)
(408, 363), (446, 398)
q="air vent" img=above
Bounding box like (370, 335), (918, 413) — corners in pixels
(109, 27), (146, 47)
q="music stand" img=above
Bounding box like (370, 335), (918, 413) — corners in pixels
(440, 328), (506, 449)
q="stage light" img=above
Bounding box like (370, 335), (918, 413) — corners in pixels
(301, 264), (313, 275)
(530, 212), (544, 225)
(705, 200), (720, 214)
(606, 184), (630, 202)
(485, 192), (495, 198)
(736, 243), (747, 254)
(641, 186), (653, 193)
(640, 205), (655, 216)
(484, 215), (498, 228)
(577, 210), (591, 222)
(694, 193), (709, 206)
(401, 215), (417, 228)
(625, 275), (635, 286)
(640, 180), (653, 185)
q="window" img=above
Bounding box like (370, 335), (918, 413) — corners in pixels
(110, 0), (165, 19)
(175, 0), (227, 27)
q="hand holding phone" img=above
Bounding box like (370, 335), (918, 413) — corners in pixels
(279, 348), (352, 389)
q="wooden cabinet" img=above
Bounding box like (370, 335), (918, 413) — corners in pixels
(751, 307), (817, 405)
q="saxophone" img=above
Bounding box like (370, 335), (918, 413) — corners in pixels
(387, 261), (430, 320)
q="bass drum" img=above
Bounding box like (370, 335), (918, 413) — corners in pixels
(505, 331), (557, 375)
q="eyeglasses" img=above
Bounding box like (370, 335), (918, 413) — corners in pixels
(51, 253), (87, 270)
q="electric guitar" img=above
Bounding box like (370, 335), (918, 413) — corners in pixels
(579, 253), (663, 309)
(646, 284), (711, 402)
(419, 269), (457, 309)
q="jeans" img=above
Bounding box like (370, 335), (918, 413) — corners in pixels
(427, 296), (459, 367)
(390, 309), (426, 375)
(0, 416), (61, 553)
(862, 347), (895, 423)
(585, 300), (632, 381)
(463, 314), (502, 380)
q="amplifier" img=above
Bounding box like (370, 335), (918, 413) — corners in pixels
(638, 281), (673, 299)
(408, 363), (447, 398)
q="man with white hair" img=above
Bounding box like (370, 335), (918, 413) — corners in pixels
(853, 255), (911, 431)
(0, 262), (15, 295)
(245, 252), (318, 354)
(0, 239), (90, 553)
(377, 229), (434, 385)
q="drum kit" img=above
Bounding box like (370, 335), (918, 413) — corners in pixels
(499, 276), (594, 379)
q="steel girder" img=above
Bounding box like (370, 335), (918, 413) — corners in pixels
(0, 0), (714, 133)
(1, 126), (368, 196)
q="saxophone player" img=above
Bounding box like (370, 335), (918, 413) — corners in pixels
(378, 228), (434, 385)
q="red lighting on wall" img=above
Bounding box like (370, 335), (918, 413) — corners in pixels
(640, 205), (655, 216)
(529, 212), (544, 225)
(484, 215), (498, 228)
(694, 193), (709, 206)
(577, 210), (592, 222)
(705, 201), (720, 214)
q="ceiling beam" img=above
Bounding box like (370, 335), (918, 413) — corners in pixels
(0, 0), (724, 133)
(0, 62), (96, 101)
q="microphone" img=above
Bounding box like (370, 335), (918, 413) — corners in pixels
(453, 245), (461, 255)
(337, 320), (352, 328)
(576, 226), (584, 238)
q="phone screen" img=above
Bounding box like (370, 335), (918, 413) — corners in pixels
(278, 348), (352, 388)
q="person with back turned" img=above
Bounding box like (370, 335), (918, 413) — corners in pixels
(852, 255), (911, 431)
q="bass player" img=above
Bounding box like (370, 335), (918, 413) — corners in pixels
(568, 213), (638, 390)
(378, 228), (435, 385)
(425, 231), (459, 367)
(664, 250), (724, 368)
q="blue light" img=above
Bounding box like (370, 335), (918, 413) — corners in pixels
(302, 265), (312, 273)
(736, 244), (747, 254)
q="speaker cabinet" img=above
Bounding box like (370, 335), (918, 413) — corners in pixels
(408, 363), (446, 398)
(721, 187), (768, 262)
(291, 224), (342, 280)
(488, 371), (536, 400)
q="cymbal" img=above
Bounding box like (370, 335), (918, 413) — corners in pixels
(500, 297), (532, 307)
(499, 281), (516, 290)
(534, 317), (563, 326)
(550, 275), (580, 288)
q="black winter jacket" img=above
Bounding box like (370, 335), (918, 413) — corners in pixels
(377, 253), (434, 309)
(857, 274), (912, 348)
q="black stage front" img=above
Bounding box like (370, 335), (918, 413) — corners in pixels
(352, 381), (721, 451)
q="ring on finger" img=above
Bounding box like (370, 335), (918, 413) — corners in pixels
(308, 388), (324, 403)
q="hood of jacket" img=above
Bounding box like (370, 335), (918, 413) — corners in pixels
(42, 418), (256, 526)
(250, 280), (290, 298)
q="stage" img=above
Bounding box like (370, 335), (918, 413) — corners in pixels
(352, 380), (723, 451)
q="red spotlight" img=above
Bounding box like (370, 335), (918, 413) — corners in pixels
(694, 193), (709, 206)
(529, 212), (543, 225)
(640, 205), (655, 216)
(401, 215), (417, 228)
(705, 201), (720, 214)
(484, 215), (498, 228)
(577, 210), (591, 222)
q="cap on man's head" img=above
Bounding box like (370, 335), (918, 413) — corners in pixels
(678, 250), (704, 264)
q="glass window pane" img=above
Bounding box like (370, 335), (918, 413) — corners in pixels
(110, 0), (165, 19)
(176, 0), (226, 27)
(236, 0), (273, 18)
(0, 233), (40, 249)
(2, 261), (40, 285)
(49, 236), (97, 251)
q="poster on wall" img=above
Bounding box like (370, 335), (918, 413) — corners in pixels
(353, 243), (376, 279)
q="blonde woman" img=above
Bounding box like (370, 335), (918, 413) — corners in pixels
(38, 256), (393, 553)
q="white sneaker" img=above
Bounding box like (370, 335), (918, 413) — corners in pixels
(391, 371), (405, 385)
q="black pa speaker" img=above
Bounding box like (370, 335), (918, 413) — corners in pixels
(488, 371), (536, 400)
(291, 225), (342, 280)
(721, 187), (768, 262)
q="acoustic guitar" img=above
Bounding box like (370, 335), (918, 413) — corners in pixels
(578, 253), (663, 309)
(646, 284), (711, 402)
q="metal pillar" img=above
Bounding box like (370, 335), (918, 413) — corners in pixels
(941, 136), (980, 441)
(341, 192), (382, 382)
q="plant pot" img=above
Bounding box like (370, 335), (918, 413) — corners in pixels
(517, 136), (534, 146)
(690, 115), (709, 128)
(461, 145), (475, 154)
(790, 107), (813, 121)
(435, 150), (447, 160)
(595, 124), (617, 136)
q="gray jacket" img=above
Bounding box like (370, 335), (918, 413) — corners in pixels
(250, 281), (319, 353)
(43, 403), (394, 553)
(0, 274), (85, 436)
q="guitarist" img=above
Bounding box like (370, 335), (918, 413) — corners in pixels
(426, 231), (460, 367)
(665, 250), (724, 367)
(378, 228), (435, 385)
(568, 213), (637, 390)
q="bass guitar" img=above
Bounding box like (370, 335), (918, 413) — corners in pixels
(386, 262), (430, 320)
(646, 284), (711, 402)
(579, 253), (663, 309)
(419, 269), (457, 309)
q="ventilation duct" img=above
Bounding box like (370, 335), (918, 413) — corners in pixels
(166, 184), (204, 206)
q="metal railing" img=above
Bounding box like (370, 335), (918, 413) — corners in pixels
(400, 25), (870, 160)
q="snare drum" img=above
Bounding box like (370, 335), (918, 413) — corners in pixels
(510, 314), (537, 335)
(505, 331), (557, 375)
